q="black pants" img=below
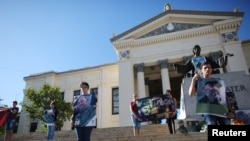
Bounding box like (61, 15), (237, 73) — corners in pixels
(75, 126), (93, 141)
(166, 118), (176, 134)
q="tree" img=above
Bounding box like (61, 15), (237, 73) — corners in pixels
(0, 98), (8, 108)
(21, 83), (73, 130)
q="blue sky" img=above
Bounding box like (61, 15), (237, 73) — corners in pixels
(0, 0), (249, 108)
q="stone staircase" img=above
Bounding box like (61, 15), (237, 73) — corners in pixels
(1, 124), (207, 141)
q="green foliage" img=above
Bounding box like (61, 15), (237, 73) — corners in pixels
(21, 83), (73, 130)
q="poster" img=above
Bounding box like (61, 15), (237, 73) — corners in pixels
(196, 77), (228, 117)
(186, 120), (201, 132)
(73, 94), (96, 127)
(43, 112), (55, 124)
(180, 71), (250, 120)
(136, 95), (173, 122)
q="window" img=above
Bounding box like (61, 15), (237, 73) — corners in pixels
(112, 87), (119, 114)
(61, 92), (65, 101)
(73, 90), (81, 103)
(90, 88), (98, 95)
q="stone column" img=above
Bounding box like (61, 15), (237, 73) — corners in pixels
(134, 63), (146, 98)
(158, 59), (171, 93)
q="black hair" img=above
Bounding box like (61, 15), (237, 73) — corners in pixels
(199, 61), (213, 69)
(13, 101), (18, 104)
(193, 45), (201, 54)
(166, 89), (172, 94)
(80, 81), (89, 88)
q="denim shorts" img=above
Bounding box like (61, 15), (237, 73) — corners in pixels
(5, 119), (16, 131)
(131, 115), (141, 129)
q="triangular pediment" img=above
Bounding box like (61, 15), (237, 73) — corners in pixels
(110, 10), (243, 43)
(138, 22), (209, 39)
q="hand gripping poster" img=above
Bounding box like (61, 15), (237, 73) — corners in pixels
(73, 94), (96, 127)
(196, 77), (228, 117)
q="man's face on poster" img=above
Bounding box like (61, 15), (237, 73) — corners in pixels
(76, 96), (90, 112)
(203, 83), (220, 103)
(141, 105), (151, 116)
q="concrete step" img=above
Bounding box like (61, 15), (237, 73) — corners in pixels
(2, 124), (207, 141)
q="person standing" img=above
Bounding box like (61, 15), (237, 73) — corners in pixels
(130, 94), (142, 136)
(189, 61), (231, 125)
(4, 100), (19, 141)
(71, 81), (97, 141)
(164, 90), (177, 134)
(44, 101), (58, 141)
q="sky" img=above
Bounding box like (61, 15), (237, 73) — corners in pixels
(0, 0), (249, 108)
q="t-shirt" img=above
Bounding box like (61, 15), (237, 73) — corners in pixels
(7, 107), (19, 120)
(130, 101), (138, 115)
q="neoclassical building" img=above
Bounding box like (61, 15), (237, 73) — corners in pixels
(18, 4), (250, 133)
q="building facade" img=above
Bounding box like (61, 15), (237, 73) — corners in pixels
(18, 5), (250, 133)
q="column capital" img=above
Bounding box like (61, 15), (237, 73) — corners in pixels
(134, 63), (144, 72)
(158, 59), (168, 69)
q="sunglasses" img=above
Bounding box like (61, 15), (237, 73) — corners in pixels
(81, 86), (88, 89)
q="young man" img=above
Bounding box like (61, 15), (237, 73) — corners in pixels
(44, 101), (58, 141)
(4, 101), (19, 141)
(164, 90), (177, 134)
(189, 61), (231, 125)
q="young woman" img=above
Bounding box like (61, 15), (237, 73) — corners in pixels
(71, 81), (97, 141)
(130, 94), (142, 136)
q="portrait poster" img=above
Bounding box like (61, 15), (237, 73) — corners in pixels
(181, 71), (250, 120)
(196, 78), (228, 117)
(43, 112), (54, 124)
(136, 95), (168, 122)
(73, 94), (96, 127)
(191, 56), (206, 73)
(186, 120), (201, 132)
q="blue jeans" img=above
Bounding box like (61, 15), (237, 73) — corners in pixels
(203, 114), (231, 125)
(74, 128), (79, 141)
(131, 115), (141, 130)
(47, 125), (55, 141)
(5, 119), (16, 131)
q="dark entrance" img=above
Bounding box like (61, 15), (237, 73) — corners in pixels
(29, 122), (38, 132)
